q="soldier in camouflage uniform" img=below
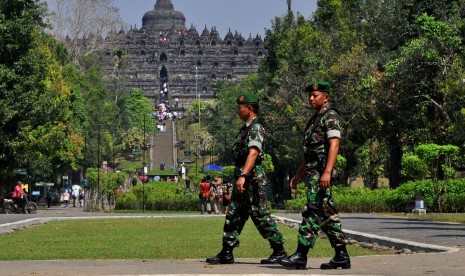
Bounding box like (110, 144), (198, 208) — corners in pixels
(279, 81), (351, 270)
(206, 93), (287, 265)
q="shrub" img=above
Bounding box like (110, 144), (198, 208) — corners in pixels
(444, 193), (465, 212)
(115, 181), (199, 211)
(283, 179), (465, 213)
(284, 197), (306, 213)
(115, 191), (138, 210)
(334, 187), (399, 213)
(401, 154), (428, 181)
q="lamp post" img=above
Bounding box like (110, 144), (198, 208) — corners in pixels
(196, 65), (200, 128)
(193, 136), (199, 178)
(142, 114), (146, 213)
(97, 124), (101, 208)
(143, 114), (146, 168)
(202, 142), (205, 168)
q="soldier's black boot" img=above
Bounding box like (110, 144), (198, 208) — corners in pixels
(206, 243), (234, 264)
(260, 243), (287, 264)
(320, 244), (351, 269)
(278, 243), (310, 270)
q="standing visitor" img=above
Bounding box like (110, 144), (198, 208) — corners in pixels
(62, 189), (69, 208)
(278, 81), (351, 270)
(79, 191), (85, 207)
(206, 93), (286, 265)
(212, 177), (223, 213)
(199, 177), (211, 214)
(222, 180), (233, 214)
(46, 188), (52, 208)
(72, 188), (80, 207)
(209, 183), (218, 214)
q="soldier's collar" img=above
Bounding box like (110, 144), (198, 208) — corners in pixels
(317, 104), (331, 114)
(245, 117), (257, 127)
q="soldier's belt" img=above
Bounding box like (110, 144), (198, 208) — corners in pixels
(304, 152), (325, 162)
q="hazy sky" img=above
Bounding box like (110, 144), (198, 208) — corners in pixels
(114, 0), (318, 37)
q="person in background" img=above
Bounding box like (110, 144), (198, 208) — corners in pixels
(72, 188), (80, 207)
(212, 177), (223, 213)
(199, 177), (211, 214)
(209, 183), (218, 214)
(12, 181), (25, 212)
(79, 191), (85, 207)
(222, 179), (233, 214)
(62, 189), (69, 208)
(46, 188), (52, 208)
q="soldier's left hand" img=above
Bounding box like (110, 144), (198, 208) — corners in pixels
(320, 171), (331, 190)
(236, 176), (246, 193)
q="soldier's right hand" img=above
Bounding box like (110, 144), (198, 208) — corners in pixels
(236, 176), (246, 193)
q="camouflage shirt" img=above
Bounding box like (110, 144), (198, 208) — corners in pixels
(232, 117), (265, 167)
(303, 105), (341, 170)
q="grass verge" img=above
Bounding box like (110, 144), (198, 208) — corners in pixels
(0, 217), (384, 260)
(381, 212), (465, 224)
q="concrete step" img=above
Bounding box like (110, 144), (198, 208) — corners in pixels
(151, 120), (175, 171)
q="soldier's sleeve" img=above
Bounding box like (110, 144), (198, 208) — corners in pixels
(324, 110), (342, 139)
(247, 123), (264, 152)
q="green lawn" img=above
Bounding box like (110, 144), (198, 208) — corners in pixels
(382, 212), (465, 224)
(0, 217), (384, 260)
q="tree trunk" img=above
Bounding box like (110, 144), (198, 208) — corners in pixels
(344, 149), (357, 187)
(388, 138), (403, 189)
(368, 137), (380, 189)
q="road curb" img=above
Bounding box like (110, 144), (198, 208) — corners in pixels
(272, 215), (459, 254)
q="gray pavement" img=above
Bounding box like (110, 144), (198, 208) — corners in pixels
(1, 206), (465, 275)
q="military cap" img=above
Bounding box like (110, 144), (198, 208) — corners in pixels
(305, 81), (331, 93)
(236, 93), (259, 104)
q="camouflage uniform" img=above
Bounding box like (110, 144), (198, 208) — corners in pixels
(222, 117), (285, 248)
(298, 105), (347, 248)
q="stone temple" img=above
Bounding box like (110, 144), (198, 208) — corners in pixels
(102, 0), (266, 107)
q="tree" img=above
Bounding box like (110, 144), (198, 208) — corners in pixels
(415, 144), (459, 211)
(61, 60), (116, 169)
(84, 167), (124, 211)
(118, 87), (155, 163)
(375, 12), (464, 187)
(46, 0), (123, 66)
(169, 0), (465, 202)
(401, 153), (428, 182)
(311, 0), (465, 188)
(0, 0), (46, 175)
(120, 88), (154, 133)
(258, 13), (324, 196)
(0, 0), (84, 186)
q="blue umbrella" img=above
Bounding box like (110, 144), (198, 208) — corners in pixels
(203, 164), (223, 171)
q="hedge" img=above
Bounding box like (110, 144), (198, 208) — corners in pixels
(115, 181), (199, 211)
(116, 179), (465, 213)
(284, 179), (465, 213)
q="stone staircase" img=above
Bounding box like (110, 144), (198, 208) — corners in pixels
(150, 120), (176, 172)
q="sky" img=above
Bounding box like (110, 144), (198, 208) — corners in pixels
(113, 0), (318, 38)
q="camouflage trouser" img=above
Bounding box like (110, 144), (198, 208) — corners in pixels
(297, 170), (347, 248)
(222, 172), (285, 248)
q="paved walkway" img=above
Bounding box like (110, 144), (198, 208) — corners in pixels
(1, 207), (464, 275)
